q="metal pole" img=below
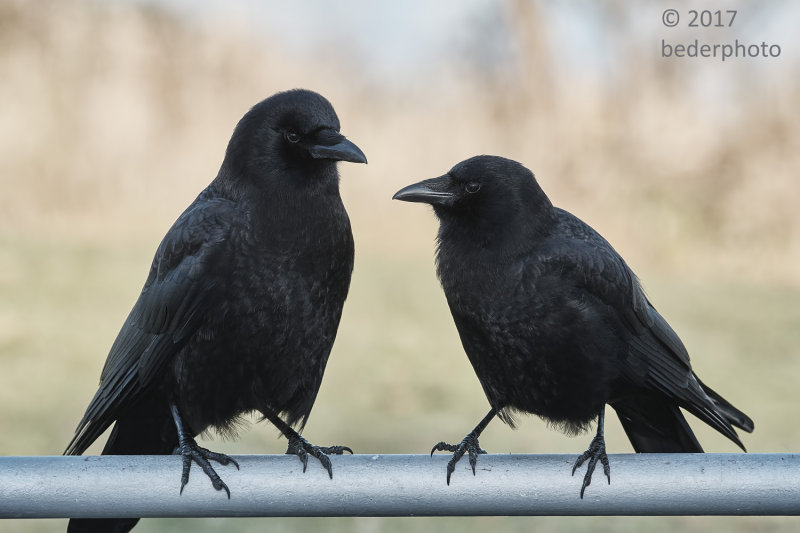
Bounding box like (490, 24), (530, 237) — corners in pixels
(1, 454), (798, 518)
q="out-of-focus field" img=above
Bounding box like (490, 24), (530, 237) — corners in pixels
(1, 0), (798, 531)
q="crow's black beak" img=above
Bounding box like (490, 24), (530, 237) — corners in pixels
(308, 130), (367, 164)
(392, 176), (455, 206)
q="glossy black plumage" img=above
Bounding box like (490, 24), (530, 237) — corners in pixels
(393, 155), (753, 497)
(65, 89), (366, 532)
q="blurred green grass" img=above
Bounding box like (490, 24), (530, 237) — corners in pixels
(1, 228), (799, 532)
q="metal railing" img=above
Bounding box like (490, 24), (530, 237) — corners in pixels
(2, 454), (798, 518)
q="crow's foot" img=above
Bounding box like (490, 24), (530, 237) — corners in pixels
(572, 431), (611, 498)
(431, 432), (488, 485)
(285, 434), (353, 479)
(173, 437), (239, 498)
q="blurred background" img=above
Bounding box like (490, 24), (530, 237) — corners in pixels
(1, 0), (799, 531)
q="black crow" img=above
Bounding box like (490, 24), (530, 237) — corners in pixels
(393, 155), (753, 498)
(65, 89), (366, 532)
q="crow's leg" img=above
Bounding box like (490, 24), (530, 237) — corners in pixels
(170, 403), (239, 498)
(572, 406), (611, 498)
(263, 412), (353, 479)
(431, 408), (496, 484)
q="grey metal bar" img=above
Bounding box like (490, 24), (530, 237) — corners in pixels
(1, 454), (798, 518)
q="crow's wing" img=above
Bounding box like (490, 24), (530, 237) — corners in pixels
(65, 191), (239, 455)
(537, 210), (746, 447)
(535, 210), (665, 357)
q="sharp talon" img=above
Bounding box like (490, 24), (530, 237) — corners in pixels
(174, 437), (236, 497)
(573, 422), (610, 498)
(431, 441), (457, 455)
(300, 452), (309, 473)
(432, 431), (486, 484)
(318, 445), (352, 455)
(286, 434), (350, 478)
(572, 453), (588, 476)
(320, 456), (333, 479)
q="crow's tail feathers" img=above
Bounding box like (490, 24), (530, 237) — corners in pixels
(612, 381), (754, 454)
(67, 408), (176, 533)
(698, 378), (755, 434)
(612, 395), (704, 453)
(67, 518), (140, 533)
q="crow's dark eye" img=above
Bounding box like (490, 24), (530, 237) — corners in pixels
(285, 130), (301, 144)
(465, 182), (481, 194)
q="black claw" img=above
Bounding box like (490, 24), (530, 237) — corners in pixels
(430, 441), (457, 455)
(318, 454), (334, 479)
(572, 433), (610, 499)
(445, 458), (456, 485)
(431, 432), (487, 484)
(468, 449), (479, 474)
(292, 445), (310, 472)
(285, 434), (351, 479)
(318, 445), (353, 455)
(174, 438), (237, 499)
(203, 448), (240, 470)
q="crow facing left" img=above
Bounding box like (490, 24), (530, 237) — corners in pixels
(394, 155), (753, 498)
(65, 89), (366, 533)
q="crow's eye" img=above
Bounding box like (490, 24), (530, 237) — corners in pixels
(465, 182), (481, 194)
(285, 130), (301, 144)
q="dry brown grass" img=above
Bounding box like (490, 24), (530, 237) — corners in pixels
(1, 0), (798, 284)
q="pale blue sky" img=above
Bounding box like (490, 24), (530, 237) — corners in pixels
(132, 0), (798, 95)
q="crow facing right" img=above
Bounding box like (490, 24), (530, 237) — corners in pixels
(65, 89), (366, 532)
(393, 155), (753, 498)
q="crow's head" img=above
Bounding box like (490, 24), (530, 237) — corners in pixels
(219, 89), (366, 189)
(393, 155), (554, 243)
